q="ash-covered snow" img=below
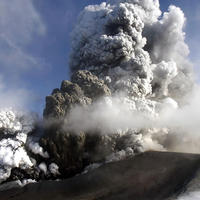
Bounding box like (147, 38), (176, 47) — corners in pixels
(82, 163), (102, 174)
(0, 179), (36, 191)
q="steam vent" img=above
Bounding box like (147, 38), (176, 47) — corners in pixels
(0, 0), (200, 200)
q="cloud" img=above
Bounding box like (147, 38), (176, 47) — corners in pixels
(66, 0), (200, 155)
(0, 0), (46, 71)
(0, 0), (45, 43)
(0, 0), (46, 109)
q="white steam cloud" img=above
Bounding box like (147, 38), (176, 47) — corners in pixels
(0, 109), (34, 183)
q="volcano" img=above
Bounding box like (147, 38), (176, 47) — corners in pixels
(0, 0), (199, 199)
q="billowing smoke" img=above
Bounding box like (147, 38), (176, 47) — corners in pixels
(0, 108), (60, 185)
(0, 109), (34, 183)
(67, 0), (196, 154)
(70, 0), (193, 102)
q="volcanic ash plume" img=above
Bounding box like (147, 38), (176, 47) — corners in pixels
(40, 0), (200, 178)
(70, 0), (193, 101)
(1, 0), (198, 186)
(68, 0), (194, 151)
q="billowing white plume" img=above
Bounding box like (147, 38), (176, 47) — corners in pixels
(0, 109), (48, 183)
(68, 0), (197, 155)
(0, 109), (34, 183)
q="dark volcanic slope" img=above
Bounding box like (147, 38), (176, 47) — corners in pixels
(1, 151), (200, 200)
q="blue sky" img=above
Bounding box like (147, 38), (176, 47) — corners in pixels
(0, 0), (199, 114)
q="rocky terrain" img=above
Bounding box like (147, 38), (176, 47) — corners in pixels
(1, 151), (200, 200)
